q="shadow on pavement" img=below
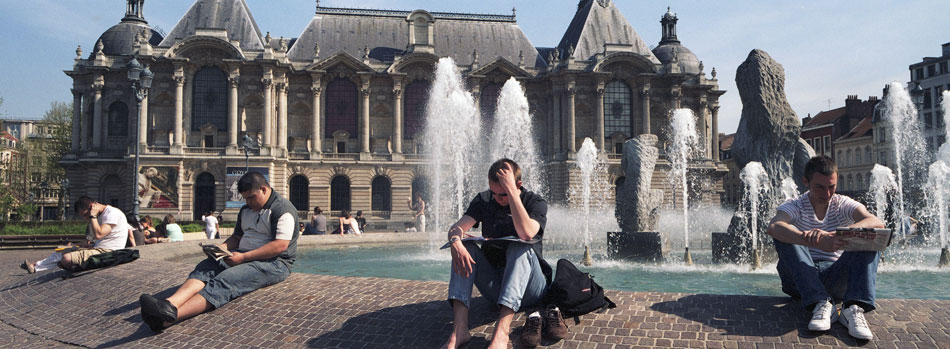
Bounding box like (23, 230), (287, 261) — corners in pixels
(97, 286), (179, 348)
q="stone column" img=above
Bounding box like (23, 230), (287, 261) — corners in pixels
(311, 80), (322, 156)
(172, 75), (184, 150)
(392, 78), (404, 154)
(277, 82), (288, 152)
(92, 85), (103, 149)
(360, 84), (371, 154)
(70, 89), (82, 152)
(139, 92), (148, 150)
(699, 100), (708, 158)
(566, 86), (576, 155)
(641, 88), (651, 135)
(262, 78), (273, 148)
(80, 91), (90, 151)
(553, 91), (561, 154)
(228, 76), (239, 148)
(595, 83), (606, 152)
(711, 105), (720, 161)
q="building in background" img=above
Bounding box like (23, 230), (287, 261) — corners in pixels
(833, 117), (874, 199)
(718, 133), (739, 208)
(62, 0), (727, 226)
(908, 42), (950, 158)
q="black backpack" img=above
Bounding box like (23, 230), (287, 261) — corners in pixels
(545, 258), (616, 318)
(77, 249), (140, 271)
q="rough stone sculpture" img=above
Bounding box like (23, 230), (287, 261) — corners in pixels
(725, 49), (816, 248)
(615, 134), (664, 232)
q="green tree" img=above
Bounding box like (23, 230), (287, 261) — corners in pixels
(38, 101), (72, 174)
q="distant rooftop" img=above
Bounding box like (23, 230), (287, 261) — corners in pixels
(315, 6), (517, 22)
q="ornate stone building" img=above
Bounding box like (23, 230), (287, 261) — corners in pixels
(62, 0), (726, 227)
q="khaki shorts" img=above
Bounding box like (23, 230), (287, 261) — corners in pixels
(61, 248), (111, 270)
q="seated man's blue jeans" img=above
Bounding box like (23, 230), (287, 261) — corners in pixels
(448, 241), (547, 312)
(188, 257), (291, 309)
(773, 238), (879, 312)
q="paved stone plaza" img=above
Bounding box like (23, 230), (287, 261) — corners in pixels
(0, 236), (947, 348)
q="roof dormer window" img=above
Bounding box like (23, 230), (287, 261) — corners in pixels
(407, 10), (434, 54)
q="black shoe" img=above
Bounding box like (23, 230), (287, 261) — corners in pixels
(543, 305), (570, 340)
(141, 312), (166, 332)
(140, 294), (177, 324)
(519, 311), (542, 347)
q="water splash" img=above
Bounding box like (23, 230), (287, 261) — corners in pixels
(422, 57), (482, 233)
(939, 90), (950, 164)
(780, 177), (799, 201)
(576, 138), (599, 247)
(740, 162), (769, 253)
(926, 161), (950, 249)
(489, 77), (543, 195)
(668, 109), (699, 249)
(881, 82), (927, 234)
(869, 164), (900, 225)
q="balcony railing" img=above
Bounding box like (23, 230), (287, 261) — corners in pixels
(184, 147), (224, 155)
(322, 153), (360, 161)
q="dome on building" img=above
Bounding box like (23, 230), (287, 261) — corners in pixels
(652, 43), (701, 74)
(96, 21), (164, 56)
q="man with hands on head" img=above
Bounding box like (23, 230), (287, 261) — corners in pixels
(442, 158), (559, 349)
(139, 172), (300, 332)
(767, 155), (885, 340)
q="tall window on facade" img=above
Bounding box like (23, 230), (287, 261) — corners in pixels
(371, 176), (392, 211)
(289, 175), (309, 211)
(330, 175), (351, 211)
(404, 80), (430, 138)
(191, 67), (228, 131)
(479, 82), (503, 128)
(107, 101), (128, 137)
(325, 79), (358, 138)
(604, 81), (633, 141)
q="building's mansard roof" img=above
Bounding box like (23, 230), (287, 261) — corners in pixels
(288, 7), (541, 67)
(158, 0), (265, 50)
(556, 0), (659, 64)
(97, 22), (163, 56)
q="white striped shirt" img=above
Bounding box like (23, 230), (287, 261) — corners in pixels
(776, 192), (863, 262)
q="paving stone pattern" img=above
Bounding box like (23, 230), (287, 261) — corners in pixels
(0, 237), (948, 348)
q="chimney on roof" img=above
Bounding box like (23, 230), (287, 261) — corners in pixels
(943, 42), (950, 57)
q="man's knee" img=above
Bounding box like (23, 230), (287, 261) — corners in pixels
(505, 242), (532, 259)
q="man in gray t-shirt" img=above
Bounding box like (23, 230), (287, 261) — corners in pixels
(767, 156), (884, 340)
(310, 206), (327, 234)
(139, 172), (299, 332)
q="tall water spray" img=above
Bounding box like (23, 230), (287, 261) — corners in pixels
(881, 81), (927, 235)
(781, 178), (799, 201)
(939, 90), (950, 164)
(927, 160), (950, 267)
(422, 57), (482, 233)
(668, 109), (699, 263)
(576, 138), (599, 265)
(740, 162), (769, 269)
(489, 77), (543, 194)
(869, 164), (899, 225)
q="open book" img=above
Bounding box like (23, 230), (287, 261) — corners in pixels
(440, 235), (540, 249)
(200, 243), (233, 261)
(835, 228), (893, 252)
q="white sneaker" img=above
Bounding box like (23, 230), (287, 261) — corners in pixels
(839, 304), (873, 340)
(807, 300), (835, 331)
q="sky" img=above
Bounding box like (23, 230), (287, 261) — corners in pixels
(0, 0), (948, 134)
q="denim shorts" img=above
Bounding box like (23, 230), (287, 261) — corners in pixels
(188, 257), (291, 309)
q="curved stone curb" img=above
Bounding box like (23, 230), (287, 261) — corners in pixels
(0, 238), (947, 348)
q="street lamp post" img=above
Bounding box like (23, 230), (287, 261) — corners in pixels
(241, 134), (258, 173)
(127, 57), (153, 223)
(58, 178), (69, 221)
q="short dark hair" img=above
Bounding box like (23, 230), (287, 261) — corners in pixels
(163, 214), (176, 225)
(314, 206), (322, 215)
(237, 172), (269, 193)
(74, 196), (95, 213)
(803, 155), (838, 181)
(356, 210), (363, 216)
(488, 158), (522, 183)
(341, 210), (350, 218)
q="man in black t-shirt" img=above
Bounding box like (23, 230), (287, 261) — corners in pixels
(442, 159), (551, 349)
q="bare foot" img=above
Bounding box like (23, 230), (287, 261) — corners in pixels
(486, 331), (508, 349)
(441, 330), (471, 349)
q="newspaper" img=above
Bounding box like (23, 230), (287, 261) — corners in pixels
(200, 243), (233, 261)
(834, 228), (893, 252)
(440, 235), (540, 249)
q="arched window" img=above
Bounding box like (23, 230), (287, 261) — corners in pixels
(404, 80), (430, 138)
(865, 146), (872, 164)
(107, 101), (128, 137)
(856, 173), (863, 190)
(846, 149), (852, 166)
(847, 174), (853, 191)
(604, 81), (633, 139)
(194, 172), (216, 220)
(330, 175), (351, 211)
(371, 176), (392, 211)
(411, 176), (428, 202)
(325, 78), (358, 138)
(191, 67), (228, 131)
(289, 175), (309, 211)
(479, 82), (503, 128)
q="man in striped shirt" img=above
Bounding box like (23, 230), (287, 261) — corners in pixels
(767, 156), (884, 340)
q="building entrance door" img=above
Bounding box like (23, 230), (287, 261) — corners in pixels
(194, 173), (215, 221)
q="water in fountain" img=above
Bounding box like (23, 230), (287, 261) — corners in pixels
(869, 164), (900, 226)
(575, 138), (599, 248)
(881, 82), (928, 235)
(739, 162), (769, 255)
(939, 90), (950, 164)
(488, 77), (543, 195)
(422, 57), (482, 234)
(926, 161), (950, 249)
(668, 109), (700, 252)
(780, 177), (799, 201)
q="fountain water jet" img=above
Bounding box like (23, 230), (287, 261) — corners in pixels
(740, 162), (769, 270)
(926, 160), (950, 267)
(880, 82), (927, 237)
(422, 57), (482, 235)
(489, 78), (544, 195)
(576, 138), (599, 266)
(869, 165), (900, 226)
(780, 178), (799, 201)
(668, 109), (699, 265)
